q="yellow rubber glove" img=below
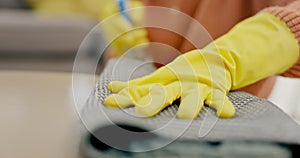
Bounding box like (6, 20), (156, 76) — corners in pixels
(98, 0), (148, 56)
(104, 13), (299, 119)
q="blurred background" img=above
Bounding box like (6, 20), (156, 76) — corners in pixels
(0, 1), (104, 157)
(0, 0), (300, 158)
(0, 0), (105, 72)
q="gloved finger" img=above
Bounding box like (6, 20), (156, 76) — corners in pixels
(176, 84), (209, 119)
(135, 82), (181, 117)
(205, 90), (235, 118)
(104, 93), (133, 108)
(128, 66), (177, 86)
(105, 85), (151, 108)
(108, 81), (128, 93)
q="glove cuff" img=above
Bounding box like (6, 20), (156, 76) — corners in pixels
(261, 6), (300, 46)
(260, 5), (300, 77)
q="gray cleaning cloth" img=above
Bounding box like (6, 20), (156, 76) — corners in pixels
(79, 57), (300, 158)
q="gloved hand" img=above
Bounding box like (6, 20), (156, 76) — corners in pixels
(104, 13), (299, 119)
(98, 0), (148, 56)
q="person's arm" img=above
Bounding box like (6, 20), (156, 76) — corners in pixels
(163, 0), (300, 98)
(239, 1), (300, 98)
(141, 0), (200, 66)
(104, 11), (299, 119)
(260, 1), (300, 78)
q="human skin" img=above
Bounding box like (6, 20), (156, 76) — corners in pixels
(141, 0), (296, 98)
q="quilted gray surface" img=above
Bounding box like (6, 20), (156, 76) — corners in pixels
(79, 57), (300, 157)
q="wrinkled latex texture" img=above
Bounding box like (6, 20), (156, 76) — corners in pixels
(27, 0), (148, 56)
(105, 13), (299, 119)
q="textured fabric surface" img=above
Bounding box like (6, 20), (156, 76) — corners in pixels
(79, 57), (300, 157)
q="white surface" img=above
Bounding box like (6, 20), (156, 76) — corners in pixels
(268, 76), (300, 122)
(0, 70), (93, 158)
